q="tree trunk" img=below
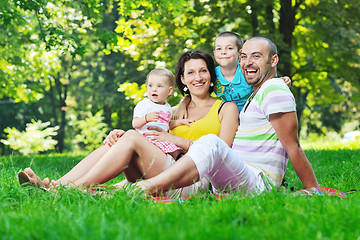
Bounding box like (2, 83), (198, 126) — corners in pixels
(100, 0), (120, 129)
(249, 0), (259, 36)
(265, 0), (275, 34)
(278, 0), (305, 132)
(54, 72), (68, 153)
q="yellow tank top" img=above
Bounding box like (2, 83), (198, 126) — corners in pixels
(170, 99), (222, 141)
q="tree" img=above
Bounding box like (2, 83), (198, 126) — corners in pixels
(112, 0), (360, 135)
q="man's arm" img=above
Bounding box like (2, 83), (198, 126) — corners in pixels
(269, 111), (319, 188)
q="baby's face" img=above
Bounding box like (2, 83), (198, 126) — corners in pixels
(146, 74), (173, 105)
(213, 36), (240, 68)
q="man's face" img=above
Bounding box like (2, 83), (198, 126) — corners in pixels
(240, 39), (274, 88)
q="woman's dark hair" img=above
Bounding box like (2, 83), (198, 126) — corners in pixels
(175, 50), (216, 96)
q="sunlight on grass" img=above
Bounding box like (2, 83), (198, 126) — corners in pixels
(1, 143), (359, 239)
(301, 140), (360, 150)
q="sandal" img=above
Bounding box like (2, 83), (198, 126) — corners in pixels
(18, 171), (34, 186)
(17, 171), (50, 191)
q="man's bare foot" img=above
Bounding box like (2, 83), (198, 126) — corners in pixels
(134, 180), (157, 196)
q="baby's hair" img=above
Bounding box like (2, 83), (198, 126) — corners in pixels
(215, 32), (243, 50)
(146, 68), (175, 87)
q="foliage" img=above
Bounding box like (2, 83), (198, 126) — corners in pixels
(118, 82), (147, 105)
(118, 81), (182, 107)
(1, 120), (59, 155)
(0, 0), (359, 153)
(113, 0), (360, 135)
(72, 111), (109, 152)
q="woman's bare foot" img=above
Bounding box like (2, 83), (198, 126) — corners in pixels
(51, 179), (61, 188)
(17, 167), (52, 190)
(23, 168), (44, 186)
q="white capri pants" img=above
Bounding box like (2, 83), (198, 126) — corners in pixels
(163, 153), (209, 198)
(186, 134), (267, 194)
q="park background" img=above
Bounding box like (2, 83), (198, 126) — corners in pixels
(1, 1), (360, 239)
(0, 0), (359, 154)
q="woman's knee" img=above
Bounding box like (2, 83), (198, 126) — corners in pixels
(121, 129), (141, 141)
(114, 129), (142, 148)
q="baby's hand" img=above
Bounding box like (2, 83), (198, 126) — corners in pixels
(146, 111), (160, 122)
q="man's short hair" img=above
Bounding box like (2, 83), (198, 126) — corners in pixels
(247, 36), (277, 59)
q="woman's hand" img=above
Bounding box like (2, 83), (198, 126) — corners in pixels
(169, 119), (194, 129)
(144, 127), (175, 143)
(146, 126), (190, 150)
(103, 129), (125, 147)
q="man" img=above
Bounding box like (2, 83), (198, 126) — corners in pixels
(137, 36), (318, 195)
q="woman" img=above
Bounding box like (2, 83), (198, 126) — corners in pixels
(19, 50), (239, 196)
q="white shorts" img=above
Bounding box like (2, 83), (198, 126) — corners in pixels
(162, 154), (209, 198)
(186, 134), (268, 195)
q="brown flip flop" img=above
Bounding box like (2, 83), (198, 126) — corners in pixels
(17, 171), (50, 191)
(18, 171), (35, 187)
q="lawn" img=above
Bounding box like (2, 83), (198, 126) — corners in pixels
(0, 141), (359, 240)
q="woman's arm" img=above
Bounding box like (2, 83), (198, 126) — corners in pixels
(218, 102), (239, 147)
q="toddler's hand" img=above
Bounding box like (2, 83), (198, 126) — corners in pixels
(146, 111), (160, 122)
(281, 76), (292, 88)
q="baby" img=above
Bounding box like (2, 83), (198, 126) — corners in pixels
(132, 68), (181, 153)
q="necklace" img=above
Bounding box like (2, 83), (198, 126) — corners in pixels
(243, 83), (263, 112)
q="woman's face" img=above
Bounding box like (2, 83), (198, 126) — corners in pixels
(181, 58), (211, 97)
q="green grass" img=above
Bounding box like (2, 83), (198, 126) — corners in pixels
(1, 142), (359, 240)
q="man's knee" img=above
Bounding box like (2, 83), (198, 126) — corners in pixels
(190, 134), (226, 159)
(197, 134), (221, 145)
(197, 134), (226, 151)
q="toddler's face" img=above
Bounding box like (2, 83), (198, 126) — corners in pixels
(213, 36), (240, 68)
(146, 74), (173, 105)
